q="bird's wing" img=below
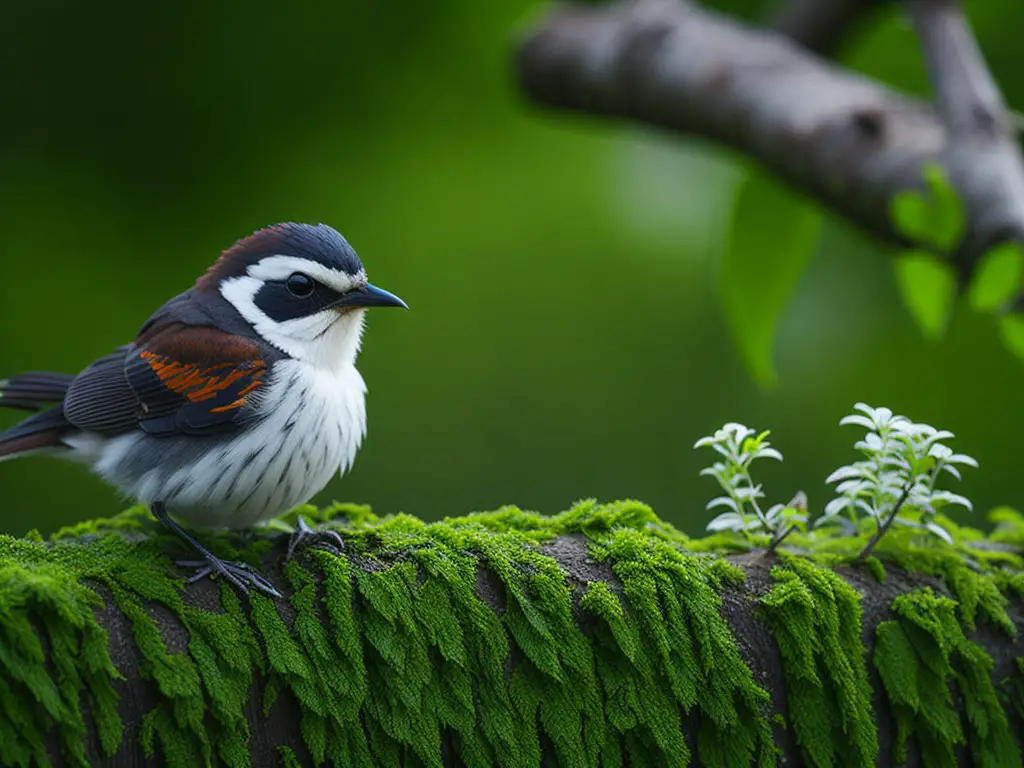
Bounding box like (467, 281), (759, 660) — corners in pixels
(61, 348), (137, 435)
(64, 324), (275, 438)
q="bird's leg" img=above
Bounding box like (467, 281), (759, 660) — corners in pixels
(285, 515), (346, 563)
(151, 502), (281, 598)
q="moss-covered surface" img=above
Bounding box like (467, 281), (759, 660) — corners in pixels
(873, 588), (1016, 766)
(0, 500), (1022, 767)
(760, 557), (878, 766)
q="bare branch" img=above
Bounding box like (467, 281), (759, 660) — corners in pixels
(906, 0), (1024, 276)
(514, 0), (1024, 279)
(908, 0), (1011, 139)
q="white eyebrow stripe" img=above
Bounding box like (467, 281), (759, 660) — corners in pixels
(248, 255), (366, 293)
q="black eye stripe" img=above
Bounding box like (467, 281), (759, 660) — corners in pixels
(253, 278), (343, 323)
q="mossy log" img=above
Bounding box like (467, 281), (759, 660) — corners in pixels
(2, 501), (1023, 768)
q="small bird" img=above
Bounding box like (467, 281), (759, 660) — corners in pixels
(0, 223), (407, 596)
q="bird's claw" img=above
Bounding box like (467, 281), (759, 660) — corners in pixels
(285, 516), (345, 563)
(176, 556), (281, 598)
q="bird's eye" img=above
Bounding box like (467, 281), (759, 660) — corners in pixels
(285, 273), (315, 297)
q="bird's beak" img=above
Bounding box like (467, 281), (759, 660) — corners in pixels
(330, 283), (409, 311)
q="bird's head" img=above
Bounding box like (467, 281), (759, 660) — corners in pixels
(196, 223), (407, 368)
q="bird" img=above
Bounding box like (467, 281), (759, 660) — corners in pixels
(0, 222), (407, 597)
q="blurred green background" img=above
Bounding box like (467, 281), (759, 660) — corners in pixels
(2, 1), (1023, 537)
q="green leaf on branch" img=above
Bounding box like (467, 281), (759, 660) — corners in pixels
(889, 162), (965, 252)
(894, 251), (957, 340)
(721, 171), (822, 387)
(968, 242), (1024, 313)
(998, 314), (1024, 360)
(890, 192), (931, 243)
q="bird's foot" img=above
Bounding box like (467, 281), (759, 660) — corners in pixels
(285, 515), (346, 563)
(176, 555), (281, 598)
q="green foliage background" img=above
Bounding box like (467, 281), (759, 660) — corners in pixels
(2, 1), (1024, 536)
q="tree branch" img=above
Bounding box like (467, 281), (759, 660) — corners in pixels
(4, 505), (1024, 766)
(909, 0), (1009, 139)
(514, 0), (1024, 281)
(906, 0), (1024, 278)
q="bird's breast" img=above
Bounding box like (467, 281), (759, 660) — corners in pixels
(256, 359), (368, 472)
(97, 359), (369, 529)
(220, 359), (369, 526)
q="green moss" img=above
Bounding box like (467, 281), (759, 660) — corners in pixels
(276, 746), (302, 768)
(0, 535), (123, 768)
(50, 505), (151, 540)
(0, 499), (1020, 767)
(186, 586), (261, 766)
(1003, 658), (1024, 723)
(581, 580), (689, 765)
(578, 551), (777, 768)
(706, 557), (746, 588)
(592, 527), (776, 768)
(760, 557), (877, 767)
(988, 507), (1024, 548)
(873, 588), (1019, 767)
(882, 547), (1016, 637)
(864, 556), (886, 583)
(772, 510), (1019, 639)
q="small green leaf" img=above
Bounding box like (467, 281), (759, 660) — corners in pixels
(968, 242), (1024, 312)
(921, 162), (965, 251)
(893, 251), (957, 340)
(998, 314), (1024, 360)
(889, 162), (965, 251)
(890, 190), (933, 244)
(721, 171), (822, 387)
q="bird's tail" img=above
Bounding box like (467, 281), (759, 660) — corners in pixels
(0, 405), (71, 462)
(0, 372), (75, 412)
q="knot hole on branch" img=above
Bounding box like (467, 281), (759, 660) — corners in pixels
(850, 108), (885, 142)
(971, 103), (1000, 137)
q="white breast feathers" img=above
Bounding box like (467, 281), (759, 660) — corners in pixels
(73, 358), (367, 530)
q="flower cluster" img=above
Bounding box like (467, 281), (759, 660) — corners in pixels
(695, 423), (805, 549)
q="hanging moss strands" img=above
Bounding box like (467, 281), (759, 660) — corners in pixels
(0, 500), (1022, 766)
(873, 588), (1017, 767)
(759, 557), (878, 767)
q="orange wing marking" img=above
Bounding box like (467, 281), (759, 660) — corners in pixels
(139, 351), (267, 407)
